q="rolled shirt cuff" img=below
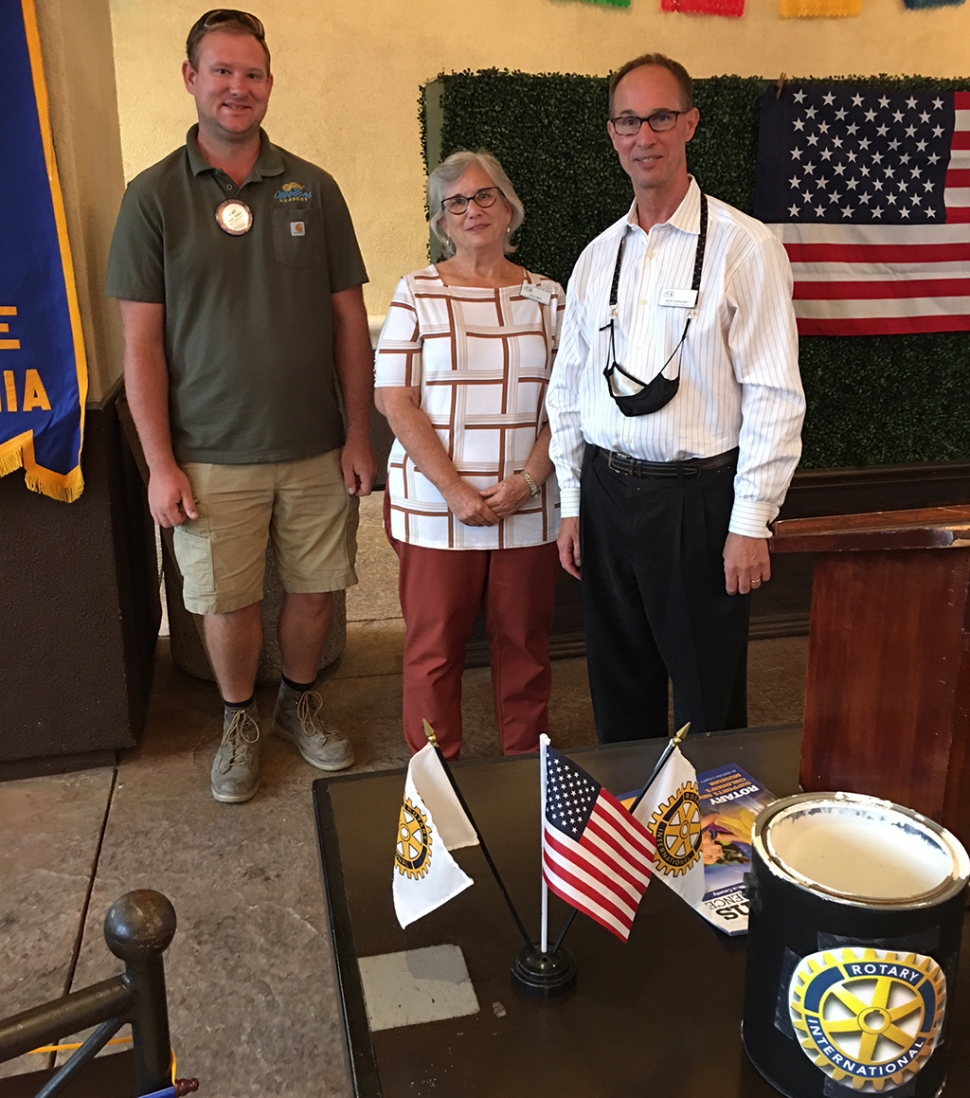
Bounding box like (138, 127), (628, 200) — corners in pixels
(559, 485), (581, 519)
(728, 498), (779, 540)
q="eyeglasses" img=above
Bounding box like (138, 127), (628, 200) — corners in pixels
(190, 9), (265, 40)
(609, 110), (690, 136)
(441, 187), (503, 215)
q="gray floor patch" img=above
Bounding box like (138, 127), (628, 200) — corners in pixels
(358, 943), (480, 1031)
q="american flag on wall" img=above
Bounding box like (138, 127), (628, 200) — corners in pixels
(755, 84), (970, 335)
(542, 746), (655, 941)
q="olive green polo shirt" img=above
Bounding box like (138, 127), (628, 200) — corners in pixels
(106, 127), (368, 464)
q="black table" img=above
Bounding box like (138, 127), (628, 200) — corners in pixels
(313, 727), (970, 1098)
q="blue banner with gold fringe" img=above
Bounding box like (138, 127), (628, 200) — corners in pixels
(0, 0), (87, 501)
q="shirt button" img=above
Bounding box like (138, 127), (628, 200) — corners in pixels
(648, 251), (656, 259)
(226, 184), (234, 192)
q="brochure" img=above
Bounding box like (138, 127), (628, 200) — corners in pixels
(692, 763), (776, 936)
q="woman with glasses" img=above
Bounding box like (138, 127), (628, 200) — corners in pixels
(375, 151), (563, 760)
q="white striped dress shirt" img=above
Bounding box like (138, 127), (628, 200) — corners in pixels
(546, 179), (806, 539)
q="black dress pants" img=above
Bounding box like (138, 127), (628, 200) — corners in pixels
(580, 445), (751, 743)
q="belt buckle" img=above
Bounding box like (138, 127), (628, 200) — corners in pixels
(608, 451), (633, 475)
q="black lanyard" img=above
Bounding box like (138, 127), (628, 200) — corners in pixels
(602, 192), (709, 405)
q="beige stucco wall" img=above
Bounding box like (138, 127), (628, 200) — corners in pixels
(109, 0), (970, 314)
(37, 0), (126, 402)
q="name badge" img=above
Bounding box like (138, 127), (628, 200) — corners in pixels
(659, 288), (698, 309)
(215, 199), (253, 236)
(521, 282), (553, 306)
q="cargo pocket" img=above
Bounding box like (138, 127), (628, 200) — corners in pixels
(173, 517), (216, 599)
(272, 207), (322, 268)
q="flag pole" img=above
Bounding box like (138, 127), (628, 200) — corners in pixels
(629, 721), (691, 813)
(539, 734), (550, 955)
(550, 722), (691, 953)
(509, 730), (577, 998)
(422, 721), (533, 951)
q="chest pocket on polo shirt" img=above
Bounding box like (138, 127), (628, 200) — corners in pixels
(272, 207), (322, 267)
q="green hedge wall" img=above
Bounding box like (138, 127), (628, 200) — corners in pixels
(420, 71), (970, 470)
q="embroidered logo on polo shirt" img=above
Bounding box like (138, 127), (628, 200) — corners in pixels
(275, 181), (313, 202)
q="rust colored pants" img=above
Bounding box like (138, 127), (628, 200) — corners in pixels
(386, 516), (560, 759)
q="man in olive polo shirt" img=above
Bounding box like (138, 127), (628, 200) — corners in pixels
(106, 10), (375, 803)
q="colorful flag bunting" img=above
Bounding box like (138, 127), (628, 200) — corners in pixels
(542, 746), (655, 941)
(780, 0), (861, 16)
(632, 745), (706, 908)
(661, 0), (744, 15)
(393, 744), (478, 929)
(755, 84), (970, 336)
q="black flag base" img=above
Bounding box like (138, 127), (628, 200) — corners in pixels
(510, 943), (577, 999)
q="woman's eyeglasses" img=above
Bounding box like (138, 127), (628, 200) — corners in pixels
(441, 187), (503, 215)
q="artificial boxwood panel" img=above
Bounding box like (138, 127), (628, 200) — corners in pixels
(420, 71), (970, 470)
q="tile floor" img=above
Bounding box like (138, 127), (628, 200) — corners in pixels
(0, 493), (808, 1096)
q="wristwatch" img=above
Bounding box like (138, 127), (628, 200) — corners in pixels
(520, 470), (541, 499)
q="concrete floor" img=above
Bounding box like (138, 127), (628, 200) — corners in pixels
(0, 492), (808, 1096)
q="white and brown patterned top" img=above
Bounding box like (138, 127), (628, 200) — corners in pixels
(375, 266), (564, 550)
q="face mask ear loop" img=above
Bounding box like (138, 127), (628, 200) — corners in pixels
(602, 316), (623, 395)
(602, 235), (642, 396)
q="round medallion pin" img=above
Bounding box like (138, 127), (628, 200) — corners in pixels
(215, 199), (253, 236)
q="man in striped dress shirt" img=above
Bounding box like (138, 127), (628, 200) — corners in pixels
(546, 54), (805, 743)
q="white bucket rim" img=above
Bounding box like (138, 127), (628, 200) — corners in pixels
(753, 791), (970, 908)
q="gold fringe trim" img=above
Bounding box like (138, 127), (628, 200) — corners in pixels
(24, 466), (84, 502)
(0, 449), (25, 478)
(0, 435), (85, 501)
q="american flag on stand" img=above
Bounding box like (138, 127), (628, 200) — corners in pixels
(542, 746), (655, 941)
(755, 84), (970, 335)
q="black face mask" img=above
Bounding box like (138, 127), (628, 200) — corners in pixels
(601, 193), (708, 419)
(603, 336), (683, 417)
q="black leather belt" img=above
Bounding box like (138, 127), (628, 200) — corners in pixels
(598, 446), (739, 479)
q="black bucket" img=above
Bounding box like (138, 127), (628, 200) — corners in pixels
(742, 792), (969, 1097)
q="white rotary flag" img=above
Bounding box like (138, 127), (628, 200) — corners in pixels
(393, 744), (479, 928)
(632, 746), (706, 908)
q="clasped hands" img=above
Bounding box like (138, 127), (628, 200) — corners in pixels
(445, 474), (534, 527)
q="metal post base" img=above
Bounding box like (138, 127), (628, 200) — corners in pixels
(510, 944), (577, 999)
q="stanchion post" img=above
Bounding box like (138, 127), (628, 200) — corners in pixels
(103, 890), (177, 1095)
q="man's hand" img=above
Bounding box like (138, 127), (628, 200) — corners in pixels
(480, 475), (531, 518)
(444, 481), (499, 527)
(148, 464), (198, 528)
(723, 533), (770, 595)
(558, 516), (581, 579)
(341, 434), (376, 497)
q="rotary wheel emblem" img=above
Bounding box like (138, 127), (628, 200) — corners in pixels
(789, 947), (946, 1092)
(395, 797), (433, 880)
(649, 782), (702, 876)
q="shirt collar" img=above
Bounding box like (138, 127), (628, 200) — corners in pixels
(623, 176), (702, 237)
(185, 125), (285, 180)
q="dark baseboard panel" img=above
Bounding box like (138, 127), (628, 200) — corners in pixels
(462, 459), (970, 666)
(781, 458), (970, 518)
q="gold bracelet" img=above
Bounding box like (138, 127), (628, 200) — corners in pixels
(519, 470), (541, 499)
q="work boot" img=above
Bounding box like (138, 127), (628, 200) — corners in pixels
(273, 684), (354, 771)
(211, 703), (261, 803)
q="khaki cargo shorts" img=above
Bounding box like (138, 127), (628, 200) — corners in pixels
(172, 449), (359, 615)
